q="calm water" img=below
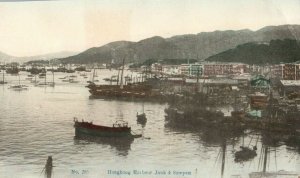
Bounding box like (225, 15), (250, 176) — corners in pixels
(0, 70), (299, 178)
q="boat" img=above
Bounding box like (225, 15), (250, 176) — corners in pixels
(27, 68), (43, 75)
(6, 67), (19, 75)
(87, 58), (159, 99)
(234, 146), (257, 162)
(249, 92), (268, 110)
(137, 113), (147, 126)
(137, 103), (147, 124)
(66, 69), (75, 73)
(59, 76), (68, 79)
(9, 84), (28, 90)
(103, 78), (111, 81)
(35, 71), (55, 87)
(79, 72), (87, 77)
(39, 73), (46, 78)
(0, 71), (7, 84)
(231, 92), (246, 119)
(69, 78), (80, 83)
(8, 75), (28, 90)
(248, 135), (299, 178)
(74, 118), (141, 138)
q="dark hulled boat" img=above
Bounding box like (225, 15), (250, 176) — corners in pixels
(74, 118), (137, 138)
(6, 67), (19, 75)
(137, 113), (147, 124)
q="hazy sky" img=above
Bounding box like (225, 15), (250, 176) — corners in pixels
(0, 0), (300, 56)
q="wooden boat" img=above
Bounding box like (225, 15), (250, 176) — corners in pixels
(39, 73), (46, 78)
(103, 78), (111, 81)
(231, 110), (245, 119)
(9, 75), (28, 90)
(137, 113), (147, 124)
(9, 85), (28, 90)
(234, 146), (257, 162)
(0, 71), (7, 84)
(69, 78), (80, 83)
(137, 103), (147, 124)
(6, 67), (19, 74)
(59, 76), (68, 79)
(74, 118), (140, 138)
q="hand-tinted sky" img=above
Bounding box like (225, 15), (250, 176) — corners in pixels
(0, 0), (299, 56)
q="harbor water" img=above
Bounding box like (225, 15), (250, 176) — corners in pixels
(0, 70), (299, 178)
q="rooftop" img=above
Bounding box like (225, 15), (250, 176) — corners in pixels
(280, 80), (300, 86)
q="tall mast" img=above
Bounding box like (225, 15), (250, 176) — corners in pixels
(52, 66), (55, 86)
(143, 103), (145, 114)
(263, 146), (268, 173)
(92, 66), (96, 82)
(295, 64), (297, 80)
(117, 68), (120, 85)
(45, 69), (47, 85)
(120, 57), (125, 89)
(221, 141), (226, 178)
(2, 70), (4, 83)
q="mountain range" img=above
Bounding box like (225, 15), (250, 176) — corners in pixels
(0, 51), (78, 63)
(206, 39), (300, 64)
(59, 24), (300, 64)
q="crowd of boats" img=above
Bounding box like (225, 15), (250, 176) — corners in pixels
(1, 62), (300, 177)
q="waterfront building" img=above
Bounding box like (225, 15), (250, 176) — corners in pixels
(271, 63), (300, 80)
(279, 80), (300, 97)
(180, 63), (203, 76)
(162, 65), (180, 75)
(151, 63), (162, 74)
(203, 63), (248, 76)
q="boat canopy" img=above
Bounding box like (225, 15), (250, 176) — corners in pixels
(250, 75), (270, 88)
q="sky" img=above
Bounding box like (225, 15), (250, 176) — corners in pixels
(0, 0), (300, 56)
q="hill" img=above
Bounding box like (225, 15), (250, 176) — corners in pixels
(0, 51), (78, 63)
(205, 39), (300, 64)
(57, 24), (300, 64)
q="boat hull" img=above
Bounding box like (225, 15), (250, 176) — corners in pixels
(74, 121), (132, 137)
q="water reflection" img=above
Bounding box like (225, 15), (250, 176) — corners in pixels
(165, 116), (300, 177)
(73, 135), (133, 156)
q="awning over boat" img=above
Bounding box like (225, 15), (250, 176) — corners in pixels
(247, 110), (262, 118)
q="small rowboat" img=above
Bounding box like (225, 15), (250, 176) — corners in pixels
(74, 118), (141, 138)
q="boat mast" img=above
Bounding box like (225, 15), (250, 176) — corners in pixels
(117, 68), (120, 85)
(120, 57), (125, 89)
(45, 68), (47, 85)
(143, 103), (145, 114)
(52, 66), (55, 86)
(2, 70), (4, 83)
(92, 66), (96, 82)
(221, 141), (226, 178)
(263, 146), (268, 173)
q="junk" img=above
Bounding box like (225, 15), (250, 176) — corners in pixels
(234, 146), (257, 162)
